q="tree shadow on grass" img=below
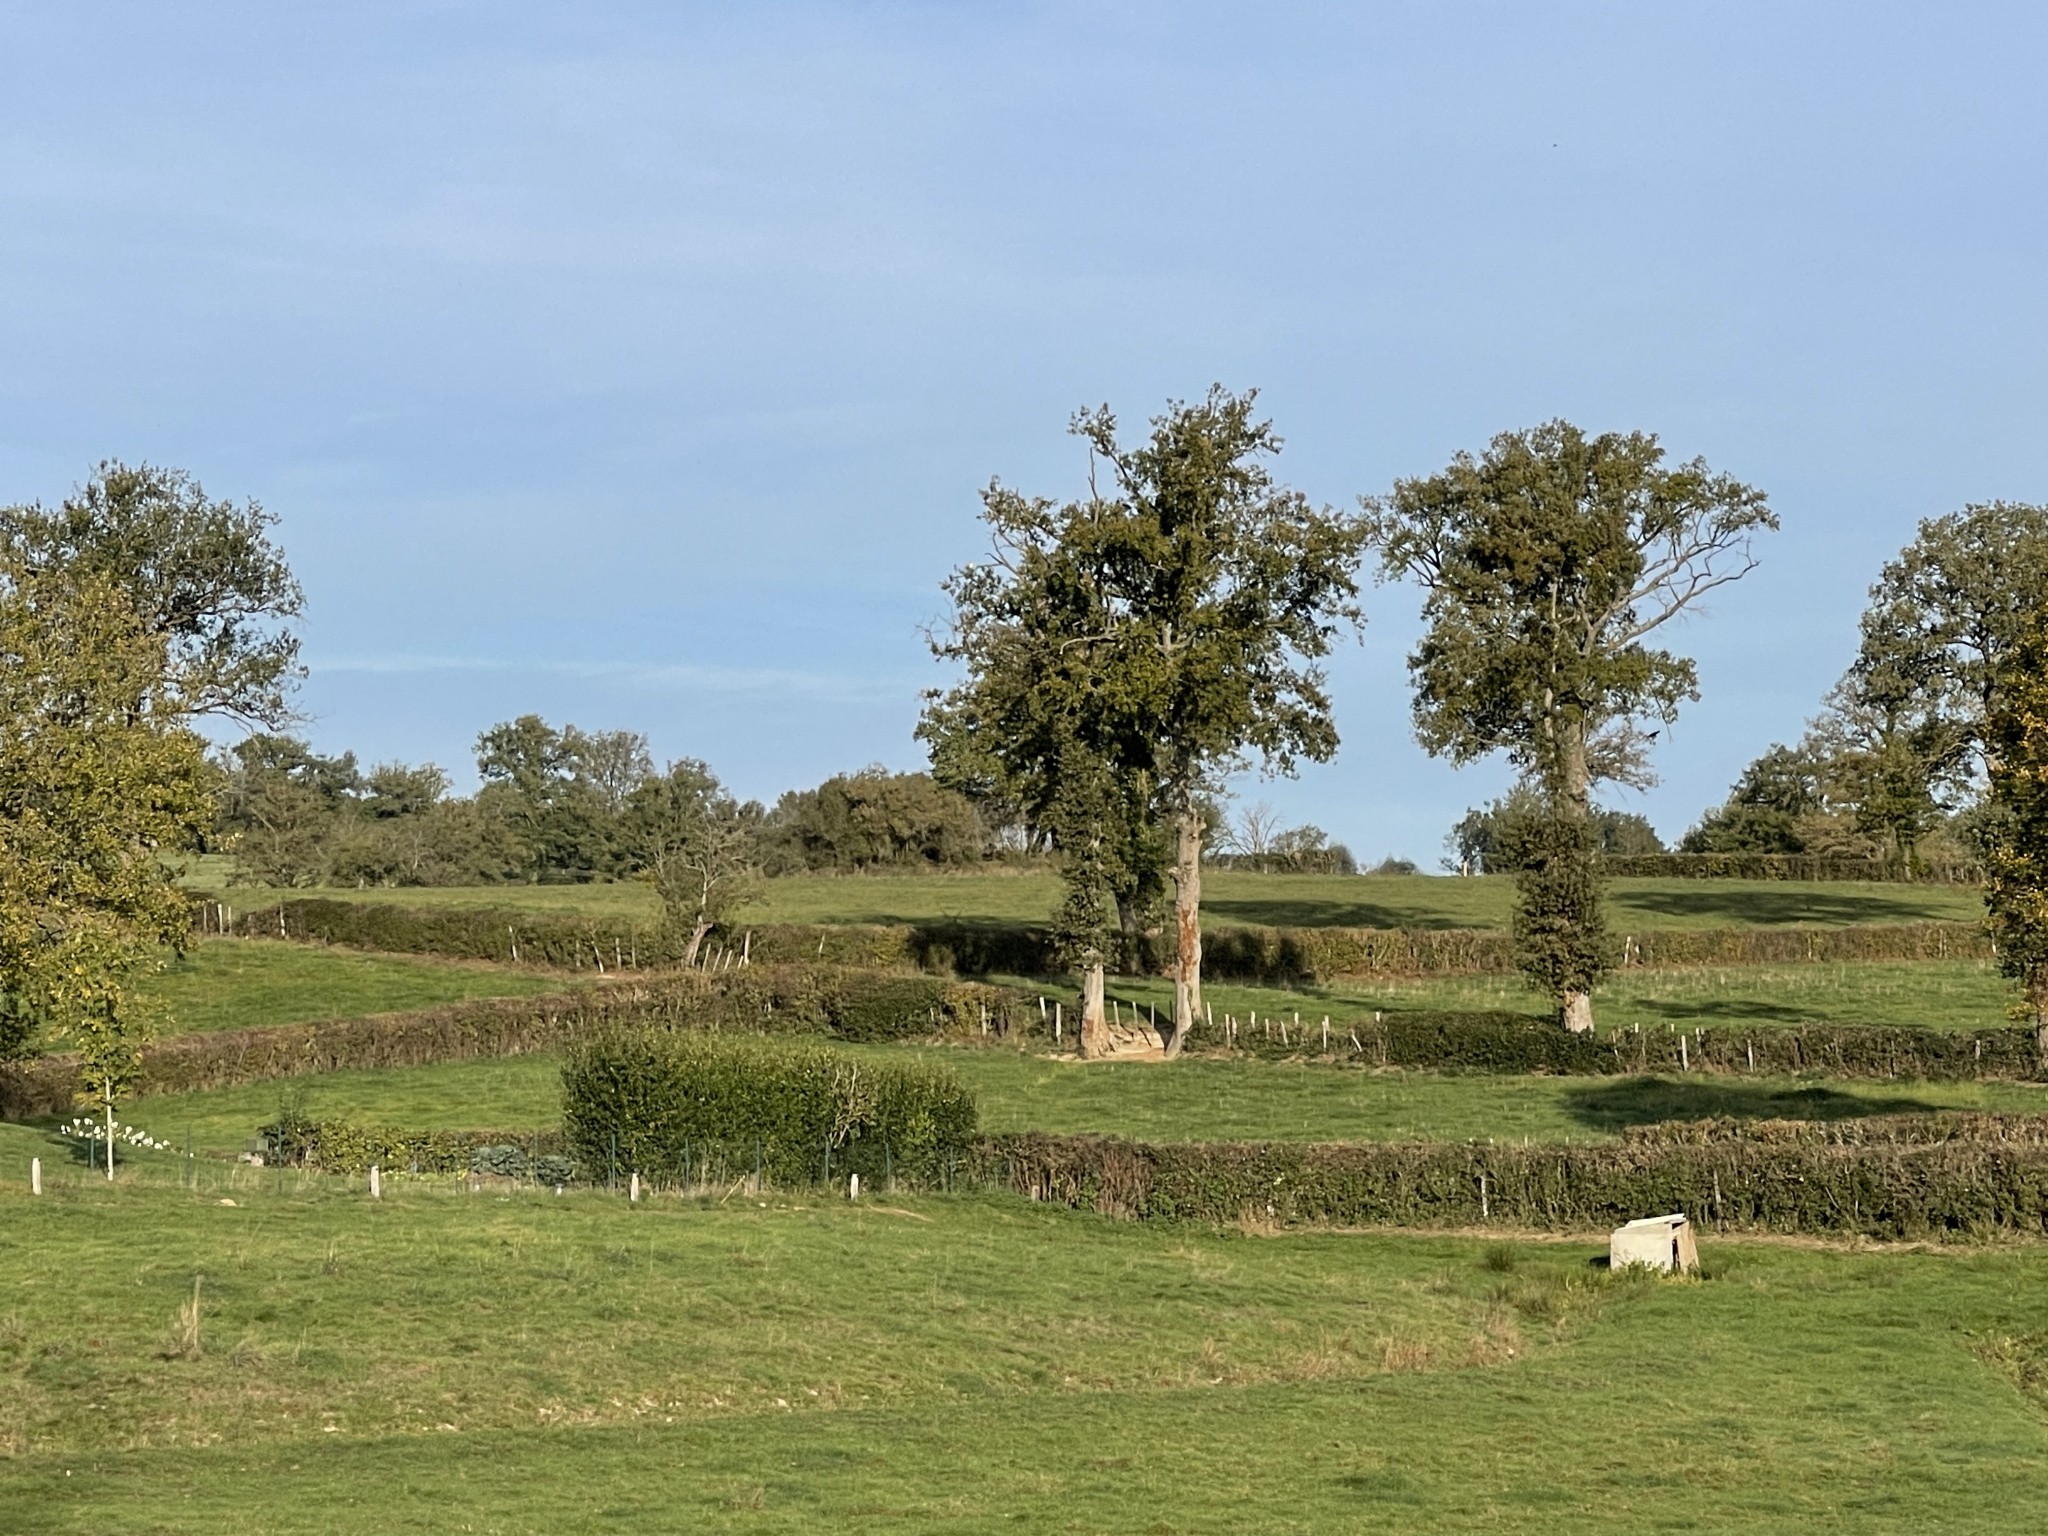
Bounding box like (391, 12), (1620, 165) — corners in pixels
(1202, 897), (1477, 931)
(1607, 886), (1962, 926)
(1625, 997), (1829, 1023)
(1559, 1075), (1945, 1134)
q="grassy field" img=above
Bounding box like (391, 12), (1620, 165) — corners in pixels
(114, 1048), (2048, 1158)
(136, 939), (568, 1036)
(1068, 957), (2025, 1034)
(186, 861), (1990, 932)
(1, 1169), (2045, 1532)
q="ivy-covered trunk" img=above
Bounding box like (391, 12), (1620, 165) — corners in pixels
(1167, 803), (1203, 1059)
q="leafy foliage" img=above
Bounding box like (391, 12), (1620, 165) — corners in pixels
(561, 1031), (977, 1187)
(1981, 603), (2048, 1044)
(1492, 798), (1609, 1018)
(0, 562), (211, 1084)
(1365, 421), (1775, 806)
(0, 461), (304, 727)
(759, 767), (987, 873)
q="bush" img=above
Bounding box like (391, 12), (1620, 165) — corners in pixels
(980, 1129), (2048, 1240)
(263, 1118), (575, 1179)
(560, 1032), (977, 1188)
(827, 975), (952, 1042)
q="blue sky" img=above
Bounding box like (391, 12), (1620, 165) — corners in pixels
(3, 3), (2044, 860)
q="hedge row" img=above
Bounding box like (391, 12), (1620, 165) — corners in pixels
(561, 1032), (977, 1187)
(1599, 853), (1981, 883)
(192, 896), (1061, 975)
(1202, 919), (1991, 984)
(192, 895), (1993, 983)
(0, 965), (1031, 1120)
(1195, 1010), (2044, 1081)
(980, 1130), (2048, 1240)
(264, 1119), (575, 1182)
(1618, 1111), (2048, 1149)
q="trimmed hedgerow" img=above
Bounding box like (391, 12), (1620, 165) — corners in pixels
(0, 965), (1033, 1119)
(560, 1031), (977, 1188)
(1617, 1111), (2048, 1149)
(979, 1129), (2048, 1240)
(1200, 920), (1991, 983)
(1185, 1008), (2044, 1082)
(1601, 853), (1982, 884)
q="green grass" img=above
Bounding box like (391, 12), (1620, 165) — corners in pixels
(134, 938), (568, 1036)
(1067, 957), (2025, 1034)
(187, 861), (1990, 931)
(122, 1048), (2048, 1158)
(1, 1170), (2045, 1532)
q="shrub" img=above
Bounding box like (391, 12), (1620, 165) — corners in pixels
(560, 1032), (977, 1188)
(827, 975), (952, 1042)
(262, 1117), (575, 1179)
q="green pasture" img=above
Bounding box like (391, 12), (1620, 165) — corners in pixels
(136, 938), (567, 1036)
(1, 1170), (2044, 1532)
(116, 1048), (2048, 1159)
(187, 862), (1989, 931)
(1063, 957), (2023, 1034)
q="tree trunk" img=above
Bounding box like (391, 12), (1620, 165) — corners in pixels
(2032, 969), (2048, 1066)
(682, 916), (713, 967)
(1560, 719), (1596, 1035)
(1562, 990), (1594, 1034)
(1079, 961), (1110, 1058)
(1166, 803), (1203, 1059)
(105, 1091), (115, 1181)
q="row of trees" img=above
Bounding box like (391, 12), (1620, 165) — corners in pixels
(923, 398), (1779, 1046)
(1681, 502), (2048, 874)
(218, 731), (1009, 951)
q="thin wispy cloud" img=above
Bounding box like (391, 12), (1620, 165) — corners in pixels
(309, 652), (917, 706)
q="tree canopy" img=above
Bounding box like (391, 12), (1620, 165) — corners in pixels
(0, 462), (304, 727)
(0, 559), (211, 1079)
(1365, 420), (1775, 809)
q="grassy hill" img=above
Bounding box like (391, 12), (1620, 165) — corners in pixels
(3, 1166), (2045, 1533)
(185, 863), (1991, 932)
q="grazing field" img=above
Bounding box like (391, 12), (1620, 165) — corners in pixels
(119, 1049), (2048, 1157)
(1070, 957), (2022, 1034)
(135, 939), (568, 1036)
(187, 864), (1990, 932)
(1, 1172), (2045, 1533)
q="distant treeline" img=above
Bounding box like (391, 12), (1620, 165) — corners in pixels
(215, 717), (1012, 888)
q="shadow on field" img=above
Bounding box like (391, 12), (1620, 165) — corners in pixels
(1560, 1076), (1942, 1133)
(1202, 898), (1472, 931)
(1608, 887), (1958, 926)
(1629, 997), (1828, 1023)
